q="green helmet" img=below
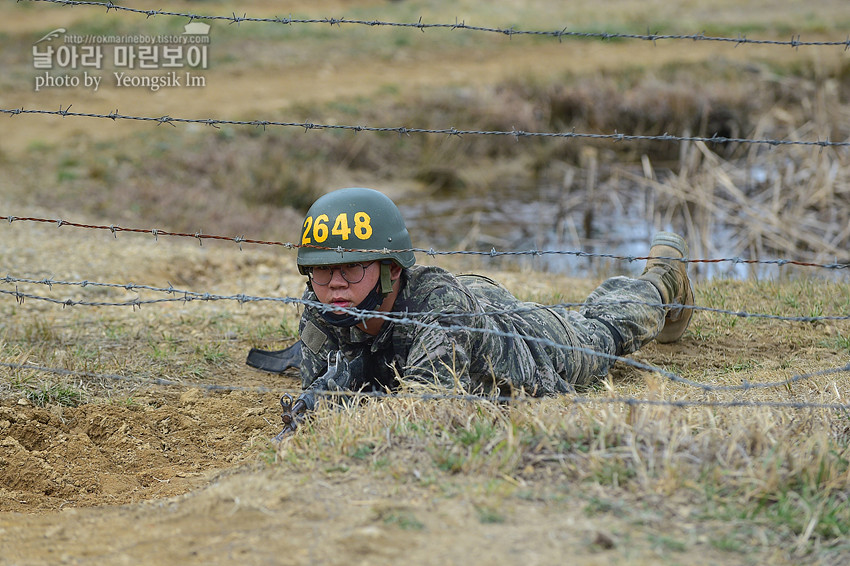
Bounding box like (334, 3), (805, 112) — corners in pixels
(297, 187), (416, 274)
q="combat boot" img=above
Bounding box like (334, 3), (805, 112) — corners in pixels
(638, 232), (694, 343)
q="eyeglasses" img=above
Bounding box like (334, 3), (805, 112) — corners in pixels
(309, 262), (373, 286)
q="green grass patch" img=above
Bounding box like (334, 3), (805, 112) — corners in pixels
(24, 382), (83, 407)
(380, 511), (425, 531)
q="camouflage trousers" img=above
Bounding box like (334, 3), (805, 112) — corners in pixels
(501, 276), (666, 389)
(554, 276), (665, 387)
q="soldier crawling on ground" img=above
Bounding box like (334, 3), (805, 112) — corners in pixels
(284, 187), (694, 400)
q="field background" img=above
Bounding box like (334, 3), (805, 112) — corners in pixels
(1, 1), (850, 565)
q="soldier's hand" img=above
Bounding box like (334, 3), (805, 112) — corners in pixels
(323, 352), (354, 403)
(318, 351), (368, 405)
(325, 374), (353, 405)
(329, 353), (353, 390)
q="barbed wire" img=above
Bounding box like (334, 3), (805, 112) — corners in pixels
(3, 360), (850, 413)
(2, 280), (848, 393)
(4, 107), (850, 149)
(19, 0), (850, 49)
(243, 304), (850, 393)
(2, 215), (847, 271)
(2, 275), (849, 324)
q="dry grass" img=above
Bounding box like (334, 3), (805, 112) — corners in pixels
(278, 378), (850, 559)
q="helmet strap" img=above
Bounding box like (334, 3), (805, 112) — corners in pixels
(379, 261), (393, 294)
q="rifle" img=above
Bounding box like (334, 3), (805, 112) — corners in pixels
(274, 350), (350, 441)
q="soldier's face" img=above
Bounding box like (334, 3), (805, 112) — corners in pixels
(312, 261), (380, 313)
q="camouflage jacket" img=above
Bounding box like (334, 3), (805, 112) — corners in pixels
(297, 264), (616, 396)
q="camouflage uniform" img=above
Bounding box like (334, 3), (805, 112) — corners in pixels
(298, 264), (665, 396)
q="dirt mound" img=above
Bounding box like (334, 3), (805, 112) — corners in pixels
(0, 389), (282, 512)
